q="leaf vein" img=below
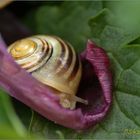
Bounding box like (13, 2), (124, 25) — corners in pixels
(116, 90), (140, 98)
(130, 68), (140, 77)
(115, 96), (140, 128)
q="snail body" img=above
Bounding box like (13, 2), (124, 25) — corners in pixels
(8, 35), (87, 109)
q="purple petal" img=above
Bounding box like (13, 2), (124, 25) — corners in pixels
(0, 36), (112, 130)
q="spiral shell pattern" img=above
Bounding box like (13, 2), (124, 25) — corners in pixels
(8, 35), (82, 96)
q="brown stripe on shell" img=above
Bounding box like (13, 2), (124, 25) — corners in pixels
(9, 40), (37, 60)
(68, 53), (80, 81)
(20, 37), (48, 68)
(25, 49), (50, 71)
(21, 37), (53, 72)
(56, 41), (73, 75)
(29, 46), (53, 72)
(26, 37), (53, 72)
(35, 36), (47, 53)
(52, 36), (66, 71)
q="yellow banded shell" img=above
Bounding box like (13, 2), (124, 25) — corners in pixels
(8, 35), (87, 109)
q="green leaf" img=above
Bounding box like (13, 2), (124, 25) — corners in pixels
(105, 1), (140, 33)
(0, 89), (27, 138)
(89, 9), (140, 52)
(99, 26), (140, 52)
(88, 8), (113, 38)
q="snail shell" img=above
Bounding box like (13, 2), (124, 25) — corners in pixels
(8, 35), (87, 109)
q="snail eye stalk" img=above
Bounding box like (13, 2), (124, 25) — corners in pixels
(0, 35), (112, 130)
(8, 35), (88, 110)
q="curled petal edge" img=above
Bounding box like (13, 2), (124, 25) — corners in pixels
(0, 36), (112, 130)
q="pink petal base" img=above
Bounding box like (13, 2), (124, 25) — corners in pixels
(0, 36), (112, 130)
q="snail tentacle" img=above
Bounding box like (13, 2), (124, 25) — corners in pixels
(8, 35), (88, 109)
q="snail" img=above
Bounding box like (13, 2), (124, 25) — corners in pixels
(8, 35), (88, 109)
